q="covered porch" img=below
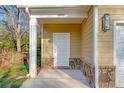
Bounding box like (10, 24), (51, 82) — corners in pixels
(19, 5), (99, 88)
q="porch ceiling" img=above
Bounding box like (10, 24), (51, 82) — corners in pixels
(31, 5), (89, 24)
(18, 5), (90, 24)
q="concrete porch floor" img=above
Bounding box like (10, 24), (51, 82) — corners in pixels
(21, 69), (90, 88)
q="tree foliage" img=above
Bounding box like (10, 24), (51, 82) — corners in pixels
(0, 29), (16, 50)
(0, 5), (29, 52)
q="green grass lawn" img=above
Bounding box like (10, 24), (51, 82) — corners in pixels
(0, 63), (29, 88)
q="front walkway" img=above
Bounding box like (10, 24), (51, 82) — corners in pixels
(21, 69), (90, 88)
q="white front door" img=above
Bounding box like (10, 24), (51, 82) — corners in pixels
(53, 33), (70, 67)
(115, 21), (124, 87)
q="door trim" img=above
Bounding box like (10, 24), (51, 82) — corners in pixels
(53, 33), (70, 67)
(113, 20), (124, 87)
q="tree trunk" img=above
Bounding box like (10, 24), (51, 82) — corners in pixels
(16, 37), (21, 52)
(16, 11), (21, 52)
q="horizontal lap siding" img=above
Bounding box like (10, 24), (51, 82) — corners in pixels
(98, 5), (124, 65)
(43, 24), (82, 58)
(81, 7), (94, 64)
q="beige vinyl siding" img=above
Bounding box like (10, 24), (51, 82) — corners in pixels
(43, 24), (82, 59)
(81, 7), (94, 64)
(98, 5), (124, 65)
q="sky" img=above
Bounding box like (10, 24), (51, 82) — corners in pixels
(0, 5), (29, 32)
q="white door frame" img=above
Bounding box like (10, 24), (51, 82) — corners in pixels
(53, 33), (70, 67)
(113, 20), (124, 87)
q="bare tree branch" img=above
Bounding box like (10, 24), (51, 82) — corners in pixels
(0, 5), (29, 52)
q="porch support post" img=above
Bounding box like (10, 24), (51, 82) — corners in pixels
(93, 5), (99, 88)
(29, 17), (37, 78)
(41, 23), (44, 68)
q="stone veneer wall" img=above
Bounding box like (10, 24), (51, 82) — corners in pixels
(99, 65), (115, 88)
(41, 58), (82, 69)
(41, 58), (54, 69)
(69, 58), (82, 69)
(80, 61), (95, 87)
(69, 58), (95, 87)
